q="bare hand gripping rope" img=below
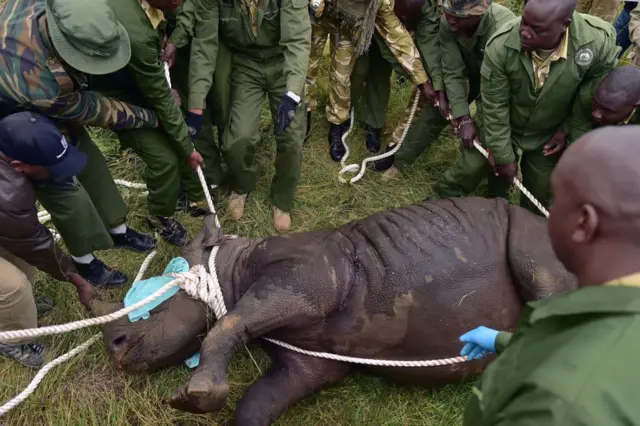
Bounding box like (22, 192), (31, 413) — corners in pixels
(0, 64), (470, 418)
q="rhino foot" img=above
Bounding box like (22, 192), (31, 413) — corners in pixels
(168, 374), (229, 413)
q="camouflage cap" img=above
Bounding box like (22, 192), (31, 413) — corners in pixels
(442, 0), (492, 17)
(45, 0), (131, 75)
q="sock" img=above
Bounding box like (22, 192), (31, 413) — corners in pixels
(109, 224), (127, 235)
(72, 254), (95, 264)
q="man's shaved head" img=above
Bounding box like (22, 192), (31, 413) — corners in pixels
(592, 66), (640, 125)
(548, 126), (640, 284)
(520, 0), (576, 51)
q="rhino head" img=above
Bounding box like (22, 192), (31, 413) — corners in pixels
(94, 215), (225, 373)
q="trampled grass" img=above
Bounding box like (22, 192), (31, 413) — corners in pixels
(0, 0), (564, 423)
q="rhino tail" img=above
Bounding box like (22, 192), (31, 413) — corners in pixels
(506, 204), (577, 302)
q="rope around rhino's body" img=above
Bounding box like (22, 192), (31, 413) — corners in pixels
(0, 65), (472, 418)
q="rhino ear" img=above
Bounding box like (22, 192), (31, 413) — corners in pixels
(180, 214), (223, 266)
(201, 214), (224, 247)
(91, 300), (124, 317)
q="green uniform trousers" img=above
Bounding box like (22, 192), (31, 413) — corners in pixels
(35, 127), (128, 256)
(352, 37), (394, 129)
(223, 54), (306, 212)
(88, 71), (204, 217)
(435, 137), (557, 214)
(170, 41), (233, 188)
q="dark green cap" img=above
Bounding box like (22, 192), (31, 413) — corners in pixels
(443, 0), (492, 17)
(45, 0), (131, 75)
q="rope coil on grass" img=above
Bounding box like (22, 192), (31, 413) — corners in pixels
(338, 89), (422, 185)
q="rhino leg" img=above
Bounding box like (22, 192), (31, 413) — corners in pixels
(233, 343), (351, 426)
(167, 276), (339, 414)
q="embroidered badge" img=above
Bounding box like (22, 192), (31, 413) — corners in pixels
(575, 47), (594, 67)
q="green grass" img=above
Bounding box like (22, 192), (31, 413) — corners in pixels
(0, 2), (529, 422)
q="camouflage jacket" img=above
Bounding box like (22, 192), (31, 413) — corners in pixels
(0, 0), (158, 131)
(375, 0), (428, 85)
(440, 3), (515, 119)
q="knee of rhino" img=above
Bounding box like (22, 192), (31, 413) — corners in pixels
(91, 293), (210, 373)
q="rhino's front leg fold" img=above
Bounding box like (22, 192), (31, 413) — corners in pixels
(168, 287), (328, 414)
(234, 344), (352, 426)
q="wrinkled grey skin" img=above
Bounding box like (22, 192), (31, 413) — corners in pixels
(94, 197), (577, 425)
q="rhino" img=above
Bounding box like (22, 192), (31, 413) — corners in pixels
(91, 197), (576, 425)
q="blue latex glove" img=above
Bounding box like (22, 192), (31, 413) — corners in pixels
(123, 257), (190, 322)
(459, 326), (499, 360)
(184, 352), (200, 368)
(185, 112), (204, 138)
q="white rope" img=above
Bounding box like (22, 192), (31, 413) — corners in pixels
(0, 334), (101, 417)
(437, 108), (550, 218)
(338, 89), (422, 184)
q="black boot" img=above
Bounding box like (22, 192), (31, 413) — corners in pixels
(111, 227), (157, 252)
(177, 192), (210, 217)
(73, 258), (128, 288)
(148, 215), (188, 247)
(304, 111), (312, 142)
(328, 120), (350, 162)
(365, 126), (381, 153)
(371, 144), (396, 171)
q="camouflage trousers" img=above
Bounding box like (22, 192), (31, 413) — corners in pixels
(576, 0), (621, 22)
(304, 13), (358, 125)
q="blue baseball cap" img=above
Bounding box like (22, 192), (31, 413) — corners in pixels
(0, 111), (87, 178)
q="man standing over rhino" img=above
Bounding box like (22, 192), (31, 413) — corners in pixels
(90, 0), (209, 247)
(474, 0), (618, 214)
(186, 0), (311, 233)
(458, 125), (640, 425)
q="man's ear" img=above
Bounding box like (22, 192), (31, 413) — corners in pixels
(572, 204), (598, 244)
(9, 160), (25, 173)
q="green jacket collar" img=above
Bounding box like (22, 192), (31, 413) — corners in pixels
(527, 285), (640, 324)
(505, 12), (597, 53)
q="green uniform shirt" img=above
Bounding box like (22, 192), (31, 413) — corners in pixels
(188, 0), (311, 110)
(440, 4), (515, 119)
(415, 0), (445, 90)
(464, 280), (640, 425)
(480, 12), (619, 164)
(568, 77), (640, 143)
(106, 0), (194, 158)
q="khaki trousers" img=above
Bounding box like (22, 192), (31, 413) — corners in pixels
(0, 247), (37, 344)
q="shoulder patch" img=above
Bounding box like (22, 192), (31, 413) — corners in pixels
(574, 46), (595, 67)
